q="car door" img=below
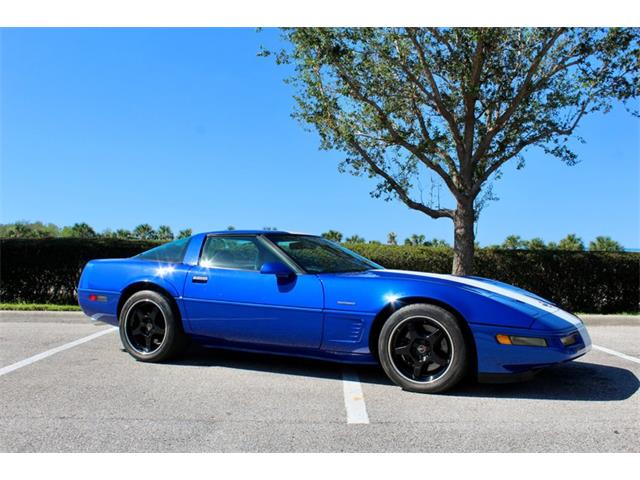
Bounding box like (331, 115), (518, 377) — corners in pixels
(182, 235), (324, 349)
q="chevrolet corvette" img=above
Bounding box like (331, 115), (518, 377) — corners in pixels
(78, 230), (591, 393)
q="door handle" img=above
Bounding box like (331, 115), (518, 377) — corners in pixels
(192, 275), (208, 284)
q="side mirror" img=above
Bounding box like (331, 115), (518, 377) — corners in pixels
(260, 261), (295, 278)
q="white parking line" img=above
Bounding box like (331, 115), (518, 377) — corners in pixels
(593, 344), (640, 365)
(0, 326), (118, 377)
(342, 370), (369, 424)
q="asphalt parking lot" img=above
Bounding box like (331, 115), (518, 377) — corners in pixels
(1, 311), (638, 452)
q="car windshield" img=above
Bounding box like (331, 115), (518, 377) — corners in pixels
(266, 235), (382, 274)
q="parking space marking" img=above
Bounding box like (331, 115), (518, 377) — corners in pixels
(0, 326), (118, 377)
(342, 370), (369, 424)
(593, 344), (640, 365)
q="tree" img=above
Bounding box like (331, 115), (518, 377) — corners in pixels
(133, 224), (156, 240)
(526, 237), (547, 250)
(0, 221), (59, 238)
(267, 28), (639, 274)
(387, 231), (398, 245)
(177, 228), (193, 239)
(589, 236), (623, 252)
(157, 225), (175, 241)
(346, 234), (366, 243)
(322, 230), (343, 242)
(502, 235), (526, 250)
(425, 238), (450, 248)
(226, 225), (236, 231)
(61, 222), (97, 238)
(558, 233), (585, 251)
(404, 234), (426, 246)
(115, 229), (132, 239)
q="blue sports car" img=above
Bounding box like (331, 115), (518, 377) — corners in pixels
(78, 230), (591, 393)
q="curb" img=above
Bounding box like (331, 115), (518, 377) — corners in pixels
(578, 314), (639, 326)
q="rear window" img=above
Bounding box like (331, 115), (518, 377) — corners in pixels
(136, 237), (190, 263)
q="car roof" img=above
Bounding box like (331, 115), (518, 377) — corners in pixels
(202, 230), (313, 236)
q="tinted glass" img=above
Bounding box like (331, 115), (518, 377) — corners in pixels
(136, 237), (190, 263)
(267, 235), (381, 274)
(200, 236), (280, 271)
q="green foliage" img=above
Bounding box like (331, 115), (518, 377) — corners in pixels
(265, 27), (639, 274)
(177, 228), (193, 239)
(0, 238), (159, 305)
(347, 243), (639, 313)
(132, 224), (156, 240)
(526, 237), (547, 250)
(156, 225), (175, 241)
(0, 221), (60, 238)
(0, 303), (81, 311)
(404, 234), (450, 247)
(502, 235), (526, 250)
(345, 234), (366, 243)
(0, 238), (637, 313)
(404, 234), (426, 246)
(558, 233), (585, 251)
(61, 222), (97, 238)
(321, 230), (343, 242)
(387, 232), (398, 245)
(589, 236), (624, 252)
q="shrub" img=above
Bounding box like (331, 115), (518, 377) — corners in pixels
(0, 238), (158, 305)
(1, 238), (638, 313)
(347, 243), (639, 314)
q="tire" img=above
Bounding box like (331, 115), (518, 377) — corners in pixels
(119, 290), (188, 362)
(378, 303), (468, 393)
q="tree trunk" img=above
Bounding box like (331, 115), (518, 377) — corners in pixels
(452, 200), (475, 276)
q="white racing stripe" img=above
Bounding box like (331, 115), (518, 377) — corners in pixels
(592, 345), (640, 365)
(342, 370), (369, 424)
(384, 269), (582, 327)
(0, 326), (118, 377)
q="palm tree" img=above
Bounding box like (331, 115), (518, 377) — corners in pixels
(558, 234), (585, 251)
(177, 228), (193, 239)
(589, 236), (623, 252)
(133, 224), (156, 240)
(157, 225), (174, 241)
(62, 222), (97, 238)
(502, 235), (525, 250)
(346, 234), (366, 243)
(404, 234), (426, 246)
(322, 230), (343, 242)
(526, 237), (547, 250)
(387, 232), (398, 245)
(115, 229), (132, 239)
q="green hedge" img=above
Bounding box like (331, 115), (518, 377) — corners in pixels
(0, 238), (158, 305)
(347, 243), (639, 314)
(1, 238), (638, 313)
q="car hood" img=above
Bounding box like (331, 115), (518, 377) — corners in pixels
(337, 268), (581, 325)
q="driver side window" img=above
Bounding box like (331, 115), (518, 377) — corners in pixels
(199, 236), (279, 271)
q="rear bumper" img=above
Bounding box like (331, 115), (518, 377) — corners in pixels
(472, 322), (592, 376)
(77, 288), (120, 326)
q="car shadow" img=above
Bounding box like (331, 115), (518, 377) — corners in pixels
(165, 345), (639, 402)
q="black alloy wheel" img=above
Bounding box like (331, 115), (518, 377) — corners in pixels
(378, 303), (468, 393)
(125, 300), (166, 354)
(119, 290), (188, 362)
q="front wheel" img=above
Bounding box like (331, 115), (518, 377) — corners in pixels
(378, 303), (468, 393)
(119, 290), (187, 362)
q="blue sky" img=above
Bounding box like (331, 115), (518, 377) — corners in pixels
(1, 28), (638, 247)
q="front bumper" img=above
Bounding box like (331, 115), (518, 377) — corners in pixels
(472, 317), (592, 376)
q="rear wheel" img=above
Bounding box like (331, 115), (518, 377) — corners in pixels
(378, 303), (468, 393)
(119, 290), (187, 362)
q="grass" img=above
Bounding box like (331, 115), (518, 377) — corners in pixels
(0, 303), (81, 311)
